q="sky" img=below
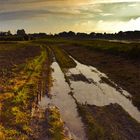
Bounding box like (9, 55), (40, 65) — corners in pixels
(0, 0), (140, 34)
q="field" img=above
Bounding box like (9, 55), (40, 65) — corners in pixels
(0, 39), (140, 140)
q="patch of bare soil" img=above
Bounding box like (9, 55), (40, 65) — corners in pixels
(77, 103), (140, 140)
(0, 44), (41, 91)
(67, 73), (93, 84)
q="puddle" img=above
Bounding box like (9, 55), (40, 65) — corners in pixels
(108, 40), (137, 43)
(39, 61), (86, 140)
(37, 54), (140, 140)
(65, 57), (140, 122)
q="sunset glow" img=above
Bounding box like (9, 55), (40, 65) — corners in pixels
(0, 0), (140, 33)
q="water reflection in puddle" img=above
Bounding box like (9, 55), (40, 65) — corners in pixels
(66, 58), (140, 122)
(39, 61), (86, 140)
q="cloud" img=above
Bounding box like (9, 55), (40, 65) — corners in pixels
(71, 17), (140, 33)
(95, 17), (140, 32)
(1, 10), (83, 21)
(0, 0), (139, 20)
(0, 0), (140, 33)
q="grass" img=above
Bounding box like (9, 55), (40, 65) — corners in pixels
(32, 39), (77, 69)
(35, 38), (140, 59)
(50, 46), (76, 69)
(47, 106), (66, 140)
(77, 103), (105, 140)
(77, 103), (140, 140)
(0, 41), (74, 139)
(76, 40), (140, 59)
(0, 44), (48, 139)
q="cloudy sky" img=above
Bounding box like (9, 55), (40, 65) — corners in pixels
(0, 0), (140, 33)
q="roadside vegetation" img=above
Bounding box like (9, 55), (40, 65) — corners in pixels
(0, 43), (49, 139)
(0, 42), (73, 140)
(72, 40), (140, 59)
(46, 106), (70, 140)
(37, 38), (140, 59)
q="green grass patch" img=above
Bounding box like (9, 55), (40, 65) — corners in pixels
(50, 46), (76, 69)
(47, 106), (65, 140)
(0, 46), (48, 139)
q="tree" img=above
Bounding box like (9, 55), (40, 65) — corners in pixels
(17, 29), (26, 36)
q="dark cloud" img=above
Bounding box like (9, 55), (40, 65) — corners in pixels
(0, 10), (45, 20)
(0, 9), (83, 21)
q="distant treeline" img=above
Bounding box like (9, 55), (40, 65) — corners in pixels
(0, 35), (29, 41)
(0, 29), (29, 41)
(0, 30), (140, 41)
(54, 31), (140, 40)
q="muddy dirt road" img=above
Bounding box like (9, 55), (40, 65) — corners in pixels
(1, 42), (140, 140)
(38, 47), (140, 140)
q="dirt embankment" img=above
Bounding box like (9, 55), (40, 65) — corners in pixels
(77, 103), (140, 140)
(61, 45), (140, 110)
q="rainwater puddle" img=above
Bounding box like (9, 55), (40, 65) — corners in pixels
(65, 58), (140, 122)
(38, 54), (140, 140)
(39, 61), (86, 140)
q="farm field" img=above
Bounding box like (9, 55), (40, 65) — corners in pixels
(0, 39), (140, 140)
